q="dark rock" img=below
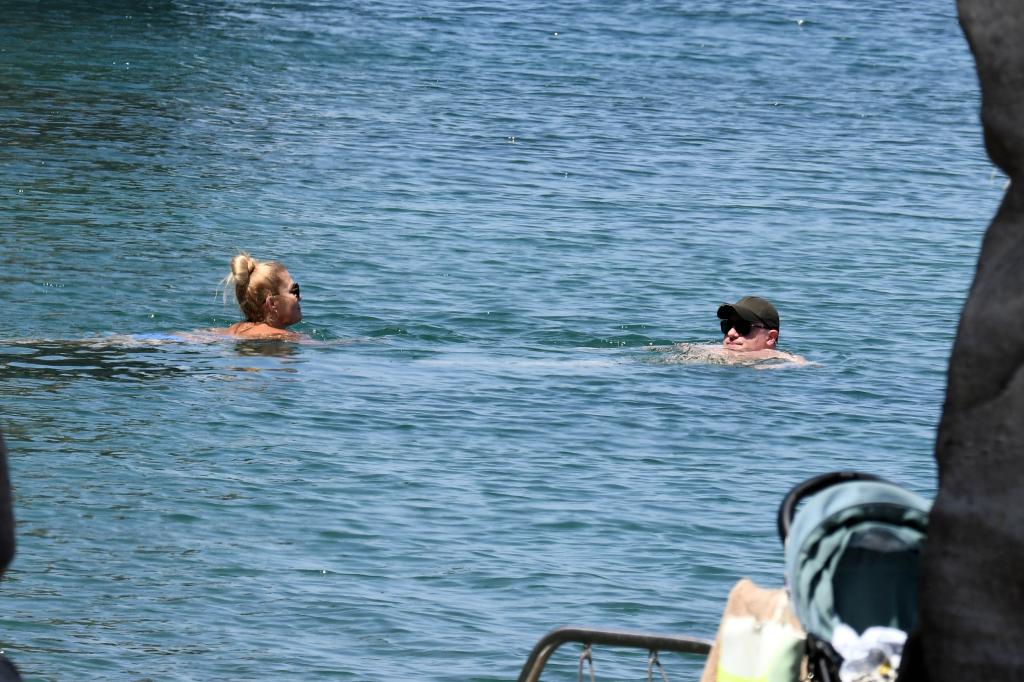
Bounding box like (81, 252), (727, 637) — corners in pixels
(0, 433), (14, 575)
(919, 2), (1024, 679)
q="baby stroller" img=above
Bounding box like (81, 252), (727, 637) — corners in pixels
(778, 472), (931, 682)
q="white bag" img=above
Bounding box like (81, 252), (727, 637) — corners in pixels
(706, 581), (805, 682)
(717, 612), (805, 682)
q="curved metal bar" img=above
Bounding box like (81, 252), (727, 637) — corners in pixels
(776, 471), (884, 544)
(517, 627), (713, 682)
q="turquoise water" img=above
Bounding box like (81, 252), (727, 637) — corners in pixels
(0, 1), (1002, 680)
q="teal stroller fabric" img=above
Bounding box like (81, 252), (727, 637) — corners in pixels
(783, 480), (931, 641)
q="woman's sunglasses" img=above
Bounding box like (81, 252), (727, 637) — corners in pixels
(720, 318), (764, 336)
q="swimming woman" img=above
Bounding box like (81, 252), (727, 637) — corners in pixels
(217, 252), (303, 339)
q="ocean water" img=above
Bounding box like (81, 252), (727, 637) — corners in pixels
(0, 1), (1002, 680)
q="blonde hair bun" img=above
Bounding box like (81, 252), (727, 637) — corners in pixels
(224, 251), (289, 323)
(230, 253), (257, 288)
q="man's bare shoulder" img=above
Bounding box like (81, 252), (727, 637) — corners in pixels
(653, 343), (810, 367)
(738, 348), (809, 367)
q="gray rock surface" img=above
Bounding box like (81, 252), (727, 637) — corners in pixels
(919, 1), (1024, 678)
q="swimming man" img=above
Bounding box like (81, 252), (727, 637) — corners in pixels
(716, 296), (805, 364)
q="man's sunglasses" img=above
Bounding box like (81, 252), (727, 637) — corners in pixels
(720, 318), (764, 336)
(288, 282), (301, 299)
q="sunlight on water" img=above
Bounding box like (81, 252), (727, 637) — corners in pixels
(0, 1), (999, 679)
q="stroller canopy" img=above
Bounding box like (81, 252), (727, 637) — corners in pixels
(783, 478), (931, 641)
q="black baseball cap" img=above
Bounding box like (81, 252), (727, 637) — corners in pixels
(717, 296), (780, 330)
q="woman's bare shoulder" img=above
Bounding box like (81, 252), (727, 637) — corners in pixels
(210, 322), (305, 340)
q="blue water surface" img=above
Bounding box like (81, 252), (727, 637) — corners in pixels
(0, 1), (1002, 680)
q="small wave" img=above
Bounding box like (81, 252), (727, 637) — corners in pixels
(645, 343), (811, 369)
(0, 337), (199, 382)
(415, 354), (623, 371)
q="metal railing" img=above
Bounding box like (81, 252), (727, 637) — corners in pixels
(517, 626), (713, 682)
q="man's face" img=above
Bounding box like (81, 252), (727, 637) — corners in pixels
(721, 318), (778, 352)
